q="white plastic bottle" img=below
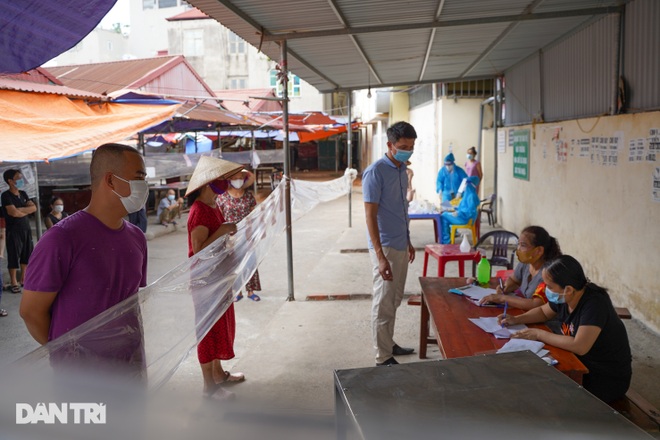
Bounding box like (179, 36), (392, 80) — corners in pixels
(459, 233), (471, 253)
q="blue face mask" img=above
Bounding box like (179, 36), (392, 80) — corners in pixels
(545, 286), (566, 304)
(15, 178), (25, 189)
(394, 149), (413, 163)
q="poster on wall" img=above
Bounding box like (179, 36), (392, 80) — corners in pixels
(653, 167), (660, 202)
(571, 138), (590, 158)
(513, 129), (530, 181)
(498, 130), (506, 153)
(555, 140), (568, 162)
(606, 131), (623, 166)
(647, 128), (659, 162)
(629, 138), (645, 162)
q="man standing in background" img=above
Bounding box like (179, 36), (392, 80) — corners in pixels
(362, 121), (417, 366)
(1, 169), (36, 294)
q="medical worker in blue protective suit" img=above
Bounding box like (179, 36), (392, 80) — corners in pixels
(440, 176), (480, 244)
(436, 153), (467, 202)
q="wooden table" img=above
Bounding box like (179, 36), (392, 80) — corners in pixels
(419, 277), (588, 384)
(334, 352), (650, 440)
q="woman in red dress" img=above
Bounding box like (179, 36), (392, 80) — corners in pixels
(185, 156), (246, 400)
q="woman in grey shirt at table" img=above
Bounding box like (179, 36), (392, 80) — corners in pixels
(480, 225), (562, 310)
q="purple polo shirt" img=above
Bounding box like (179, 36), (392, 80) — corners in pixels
(24, 210), (148, 341)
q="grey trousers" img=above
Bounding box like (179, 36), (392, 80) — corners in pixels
(369, 247), (409, 364)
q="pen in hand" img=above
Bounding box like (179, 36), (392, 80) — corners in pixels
(501, 301), (508, 328)
(498, 277), (504, 293)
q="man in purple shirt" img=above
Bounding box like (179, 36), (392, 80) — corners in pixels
(20, 143), (149, 372)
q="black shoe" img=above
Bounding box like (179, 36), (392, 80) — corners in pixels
(376, 357), (399, 366)
(392, 344), (414, 356)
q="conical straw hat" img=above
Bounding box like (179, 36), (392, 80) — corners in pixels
(185, 156), (243, 196)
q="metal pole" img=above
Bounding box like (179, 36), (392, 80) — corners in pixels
(493, 78), (500, 225)
(281, 40), (295, 301)
(32, 162), (43, 240)
(346, 91), (352, 228)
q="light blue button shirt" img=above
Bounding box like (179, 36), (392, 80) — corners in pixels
(362, 154), (410, 251)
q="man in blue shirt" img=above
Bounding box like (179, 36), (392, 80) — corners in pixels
(363, 121), (417, 366)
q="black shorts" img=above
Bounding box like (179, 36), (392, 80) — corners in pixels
(6, 229), (33, 269)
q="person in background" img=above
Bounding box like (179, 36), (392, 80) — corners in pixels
(157, 189), (184, 226)
(405, 161), (415, 202)
(363, 121), (417, 366)
(127, 206), (148, 234)
(20, 143), (149, 374)
(216, 169), (260, 302)
(1, 169), (36, 293)
(500, 255), (632, 403)
(436, 153), (467, 202)
(186, 156), (246, 400)
(0, 221), (4, 316)
(440, 176), (480, 244)
(464, 146), (483, 193)
(479, 225), (561, 310)
(44, 196), (69, 229)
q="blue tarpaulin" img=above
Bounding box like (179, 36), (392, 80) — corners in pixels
(0, 0), (117, 73)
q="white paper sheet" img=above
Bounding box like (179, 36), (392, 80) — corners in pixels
(496, 339), (546, 354)
(468, 317), (527, 339)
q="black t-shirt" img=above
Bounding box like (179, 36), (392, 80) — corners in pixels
(549, 290), (632, 381)
(1, 190), (32, 232)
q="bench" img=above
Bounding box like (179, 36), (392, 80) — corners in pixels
(610, 389), (660, 433)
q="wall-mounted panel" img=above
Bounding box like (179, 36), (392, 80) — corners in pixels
(624, 0), (660, 111)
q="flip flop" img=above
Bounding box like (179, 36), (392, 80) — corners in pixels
(10, 285), (21, 294)
(234, 293), (243, 302)
(217, 371), (245, 386)
(247, 293), (261, 302)
(0, 309), (7, 317)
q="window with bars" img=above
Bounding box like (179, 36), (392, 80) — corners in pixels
(269, 70), (301, 97)
(230, 78), (247, 89)
(183, 29), (204, 57)
(228, 31), (246, 54)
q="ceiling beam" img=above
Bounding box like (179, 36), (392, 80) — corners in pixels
(419, 0), (446, 82)
(261, 6), (622, 41)
(326, 0), (382, 84)
(322, 74), (496, 94)
(199, 0), (338, 89)
(460, 0), (546, 78)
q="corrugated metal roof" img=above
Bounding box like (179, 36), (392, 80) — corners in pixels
(46, 56), (216, 97)
(186, 0), (627, 93)
(0, 76), (104, 99)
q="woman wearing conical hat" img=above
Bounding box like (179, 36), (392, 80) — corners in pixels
(185, 155), (253, 400)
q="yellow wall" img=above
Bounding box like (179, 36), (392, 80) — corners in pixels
(498, 111), (660, 332)
(389, 91), (410, 124)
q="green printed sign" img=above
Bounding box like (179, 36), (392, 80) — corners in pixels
(513, 129), (530, 181)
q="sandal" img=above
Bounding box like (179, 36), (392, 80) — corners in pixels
(0, 309), (7, 317)
(217, 370), (245, 385)
(10, 285), (21, 294)
(203, 383), (235, 401)
(234, 293), (243, 302)
(247, 293), (261, 302)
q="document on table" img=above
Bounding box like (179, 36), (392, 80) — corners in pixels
(449, 285), (497, 302)
(468, 317), (528, 339)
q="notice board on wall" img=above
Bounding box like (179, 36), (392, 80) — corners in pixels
(513, 129), (530, 181)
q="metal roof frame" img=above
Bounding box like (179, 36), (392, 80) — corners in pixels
(186, 0), (627, 92)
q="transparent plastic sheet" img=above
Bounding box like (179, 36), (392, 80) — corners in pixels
(1, 170), (356, 440)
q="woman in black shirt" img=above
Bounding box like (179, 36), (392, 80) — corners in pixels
(500, 255), (632, 403)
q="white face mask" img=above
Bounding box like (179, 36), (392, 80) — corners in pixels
(230, 179), (244, 189)
(53, 205), (64, 213)
(445, 164), (454, 172)
(112, 175), (149, 214)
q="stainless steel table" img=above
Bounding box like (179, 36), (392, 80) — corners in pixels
(334, 351), (651, 440)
